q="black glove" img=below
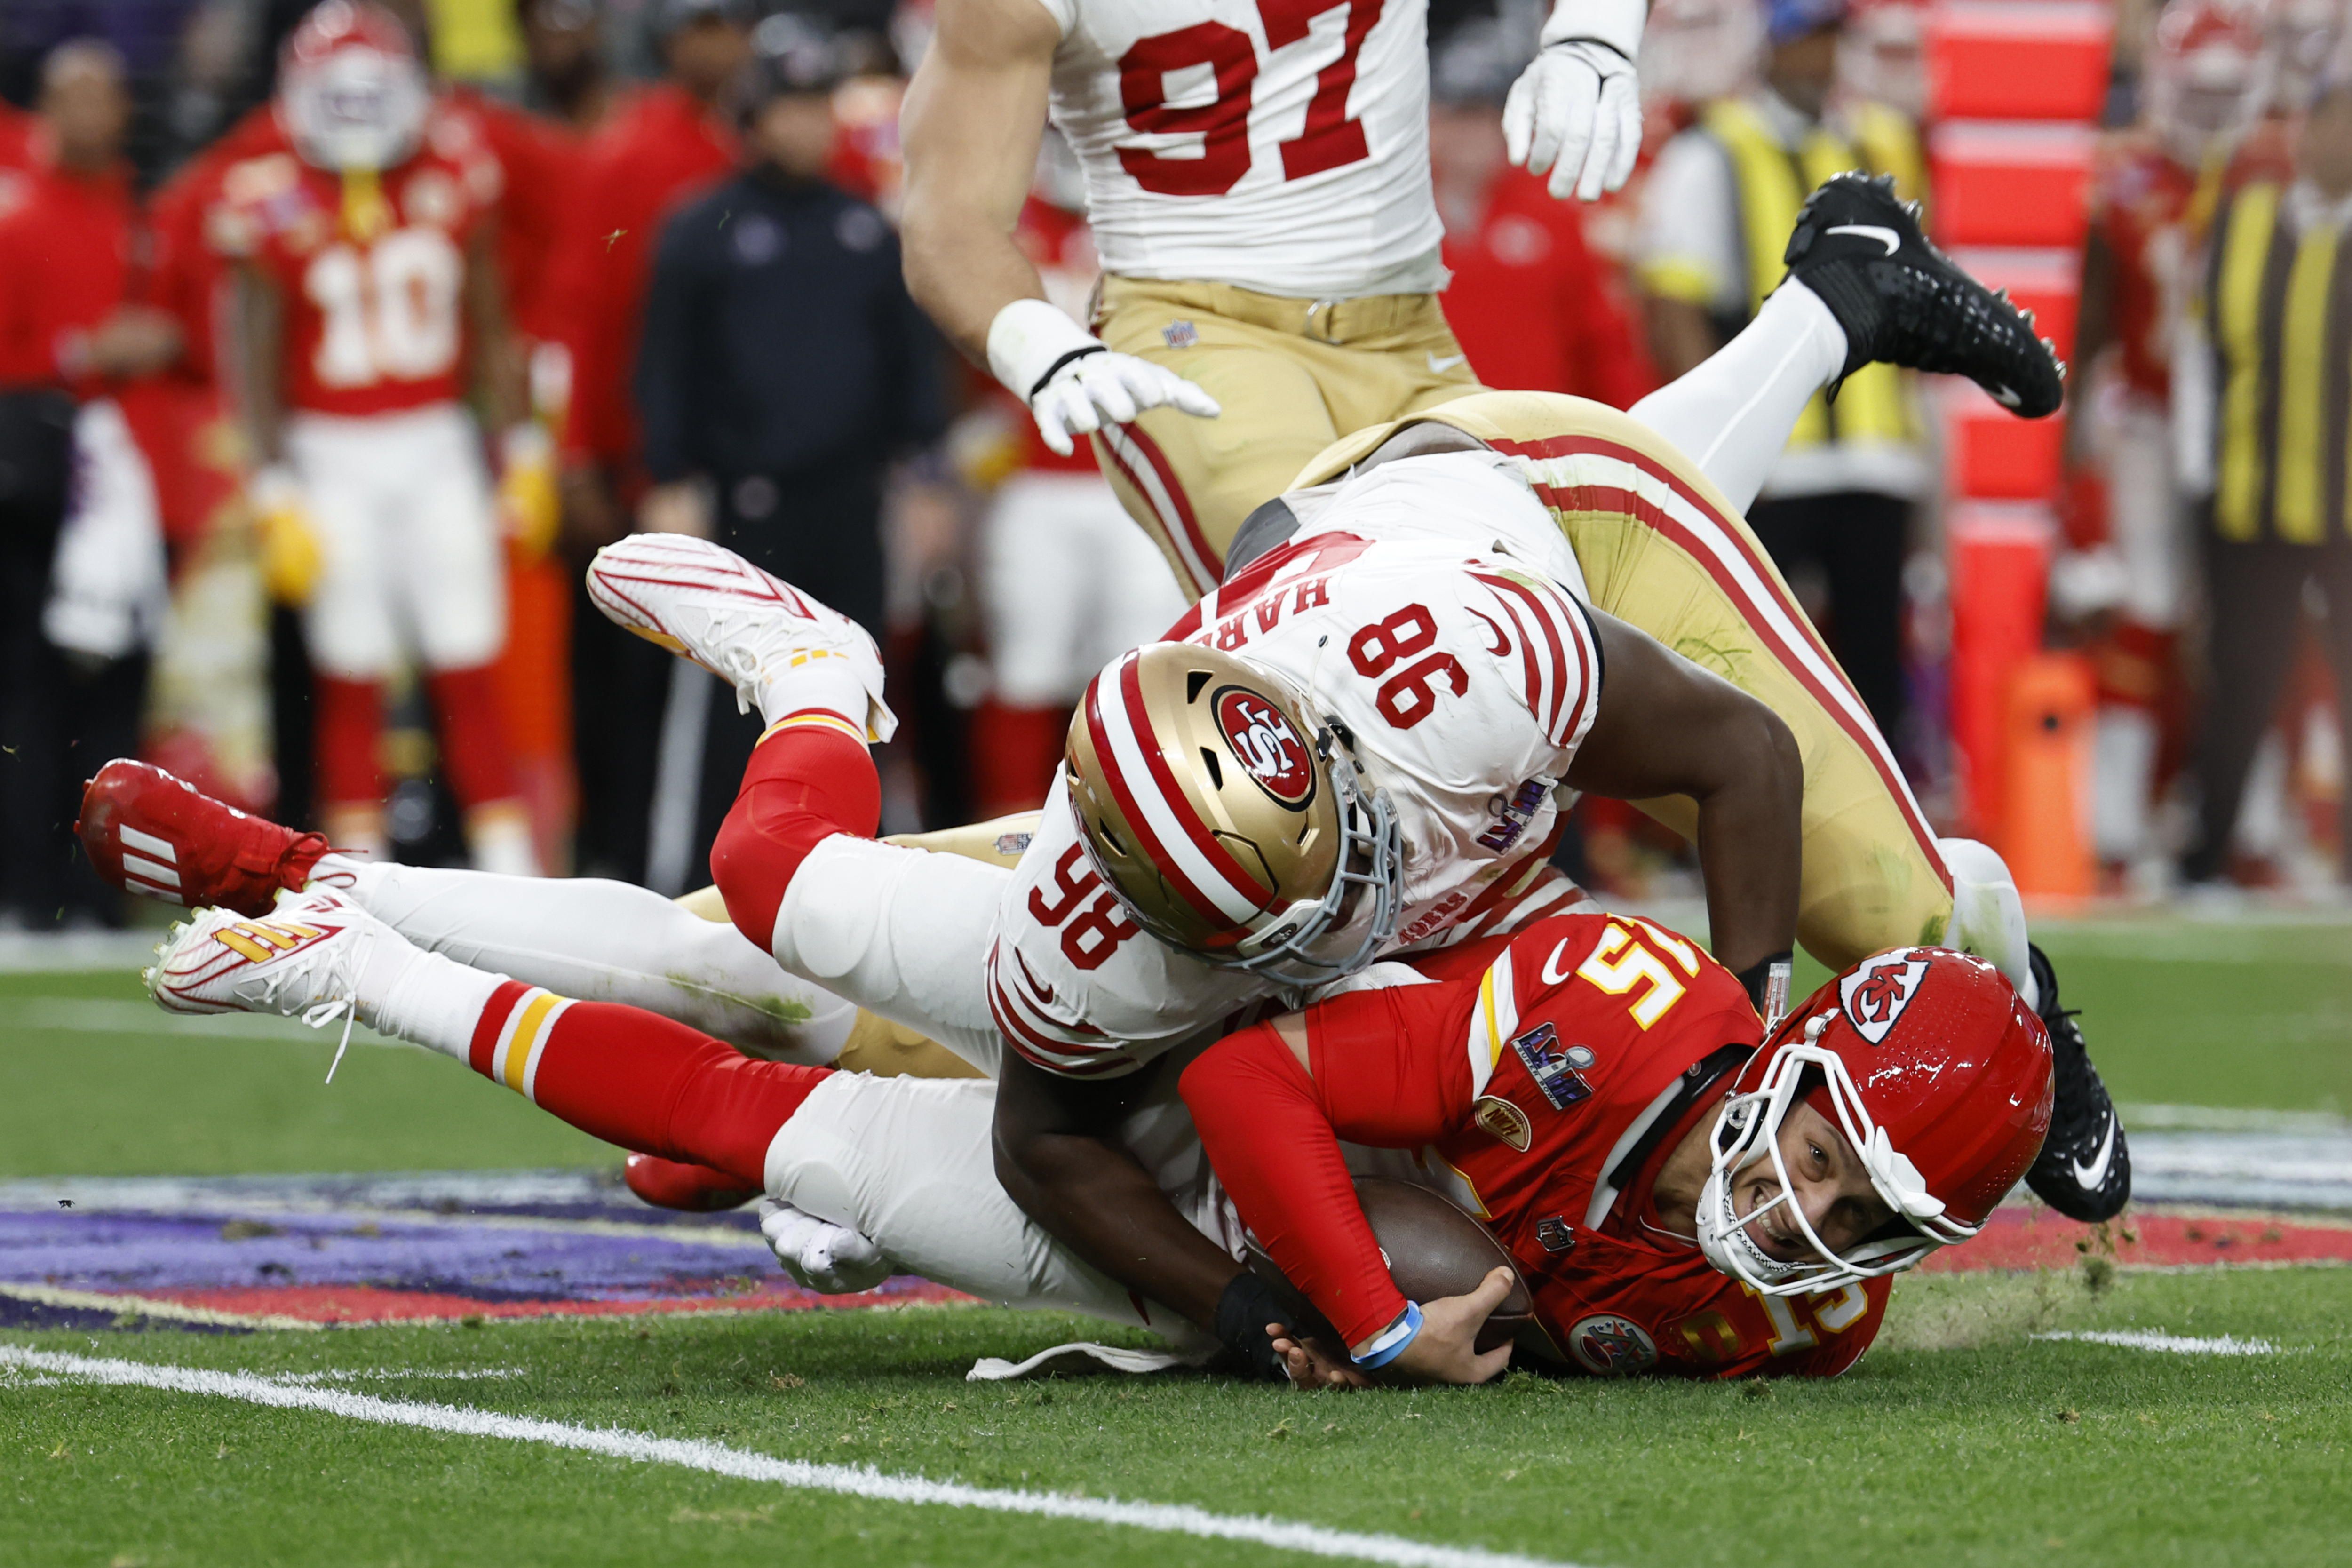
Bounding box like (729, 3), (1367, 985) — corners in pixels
(1212, 1269), (1293, 1381)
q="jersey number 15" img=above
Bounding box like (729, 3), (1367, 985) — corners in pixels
(1119, 0), (1385, 196)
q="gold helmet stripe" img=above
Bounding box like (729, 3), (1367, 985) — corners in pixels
(1082, 653), (1271, 931)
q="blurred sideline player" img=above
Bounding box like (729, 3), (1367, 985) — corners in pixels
(437, 0), (617, 869)
(2058, 0), (2266, 886)
(967, 135), (1187, 817)
(141, 882), (2047, 1381)
(1637, 0), (1763, 135)
(216, 1), (539, 874)
(1429, 20), (1657, 408)
(547, 0), (747, 538)
(900, 0), (1657, 594)
(2172, 43), (2352, 889)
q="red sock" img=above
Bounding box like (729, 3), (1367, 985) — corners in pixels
(313, 676), (387, 812)
(467, 982), (829, 1187)
(625, 1152), (762, 1211)
(969, 698), (1068, 818)
(709, 723), (879, 953)
(427, 662), (522, 809)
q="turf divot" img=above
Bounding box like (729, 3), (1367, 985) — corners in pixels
(0, 1344), (1586, 1568)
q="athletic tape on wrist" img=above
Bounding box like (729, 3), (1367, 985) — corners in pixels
(1351, 1301), (1424, 1369)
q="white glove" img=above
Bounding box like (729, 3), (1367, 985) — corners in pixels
(758, 1198), (892, 1295)
(1505, 0), (1648, 202)
(986, 297), (1220, 458)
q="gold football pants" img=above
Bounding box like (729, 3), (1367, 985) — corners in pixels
(1087, 274), (1482, 597)
(1295, 390), (1955, 971)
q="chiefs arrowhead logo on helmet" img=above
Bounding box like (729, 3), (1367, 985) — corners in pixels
(1213, 687), (1315, 808)
(1839, 949), (1931, 1044)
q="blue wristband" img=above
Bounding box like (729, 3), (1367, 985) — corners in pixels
(1351, 1302), (1424, 1369)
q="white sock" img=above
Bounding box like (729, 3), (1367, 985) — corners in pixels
(334, 859), (856, 1063)
(351, 921), (509, 1061)
(1629, 280), (1848, 516)
(755, 660), (872, 732)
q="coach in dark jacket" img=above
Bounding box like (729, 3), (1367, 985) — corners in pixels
(632, 14), (945, 888)
(634, 16), (943, 637)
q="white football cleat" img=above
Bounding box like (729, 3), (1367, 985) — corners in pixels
(758, 1198), (891, 1294)
(146, 890), (379, 1081)
(585, 534), (895, 741)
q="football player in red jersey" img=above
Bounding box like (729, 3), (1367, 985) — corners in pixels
(1183, 921), (2050, 1382)
(2059, 0), (2265, 886)
(217, 1), (539, 876)
(129, 868), (2046, 1380)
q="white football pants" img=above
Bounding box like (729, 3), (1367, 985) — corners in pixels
(286, 403), (504, 678)
(335, 859), (858, 1064)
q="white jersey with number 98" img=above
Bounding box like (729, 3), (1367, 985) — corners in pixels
(988, 458), (1605, 1078)
(1029, 0), (1443, 298)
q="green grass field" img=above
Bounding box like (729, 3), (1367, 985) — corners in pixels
(3, 915), (2350, 1568)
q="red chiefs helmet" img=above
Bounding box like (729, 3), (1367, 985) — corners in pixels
(278, 0), (429, 172)
(2145, 0), (2271, 166)
(1697, 947), (2054, 1295)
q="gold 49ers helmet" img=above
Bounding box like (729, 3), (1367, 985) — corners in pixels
(1065, 643), (1402, 985)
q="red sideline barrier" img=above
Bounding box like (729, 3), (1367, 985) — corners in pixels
(1931, 122), (2097, 249)
(1947, 503), (2055, 838)
(1926, 0), (2115, 124)
(1946, 381), (2067, 498)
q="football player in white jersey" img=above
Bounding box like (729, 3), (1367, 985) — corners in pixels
(899, 0), (1651, 593)
(80, 175), (2099, 1374)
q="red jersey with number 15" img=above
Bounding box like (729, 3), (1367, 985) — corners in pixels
(1245, 911), (1891, 1378)
(211, 128), (494, 417)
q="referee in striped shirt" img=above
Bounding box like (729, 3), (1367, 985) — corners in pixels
(2176, 65), (2352, 888)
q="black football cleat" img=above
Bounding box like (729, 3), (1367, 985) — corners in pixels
(2022, 944), (2130, 1222)
(1782, 172), (2067, 419)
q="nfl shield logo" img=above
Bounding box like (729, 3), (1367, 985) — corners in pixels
(1163, 319), (1198, 349)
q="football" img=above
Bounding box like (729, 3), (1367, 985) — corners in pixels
(1244, 1177), (1534, 1357)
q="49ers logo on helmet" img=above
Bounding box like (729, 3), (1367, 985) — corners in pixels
(1840, 949), (1931, 1045)
(1213, 687), (1315, 809)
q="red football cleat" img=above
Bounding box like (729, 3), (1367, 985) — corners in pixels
(623, 1152), (761, 1213)
(78, 759), (332, 917)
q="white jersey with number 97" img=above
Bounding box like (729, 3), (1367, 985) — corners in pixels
(1029, 0), (1443, 298)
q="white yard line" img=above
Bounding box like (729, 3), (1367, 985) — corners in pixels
(2032, 1330), (2283, 1356)
(3, 1345), (1581, 1568)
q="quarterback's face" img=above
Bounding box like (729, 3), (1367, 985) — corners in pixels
(1729, 1102), (1894, 1263)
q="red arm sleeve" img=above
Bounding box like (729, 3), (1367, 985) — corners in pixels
(1179, 979), (1474, 1348)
